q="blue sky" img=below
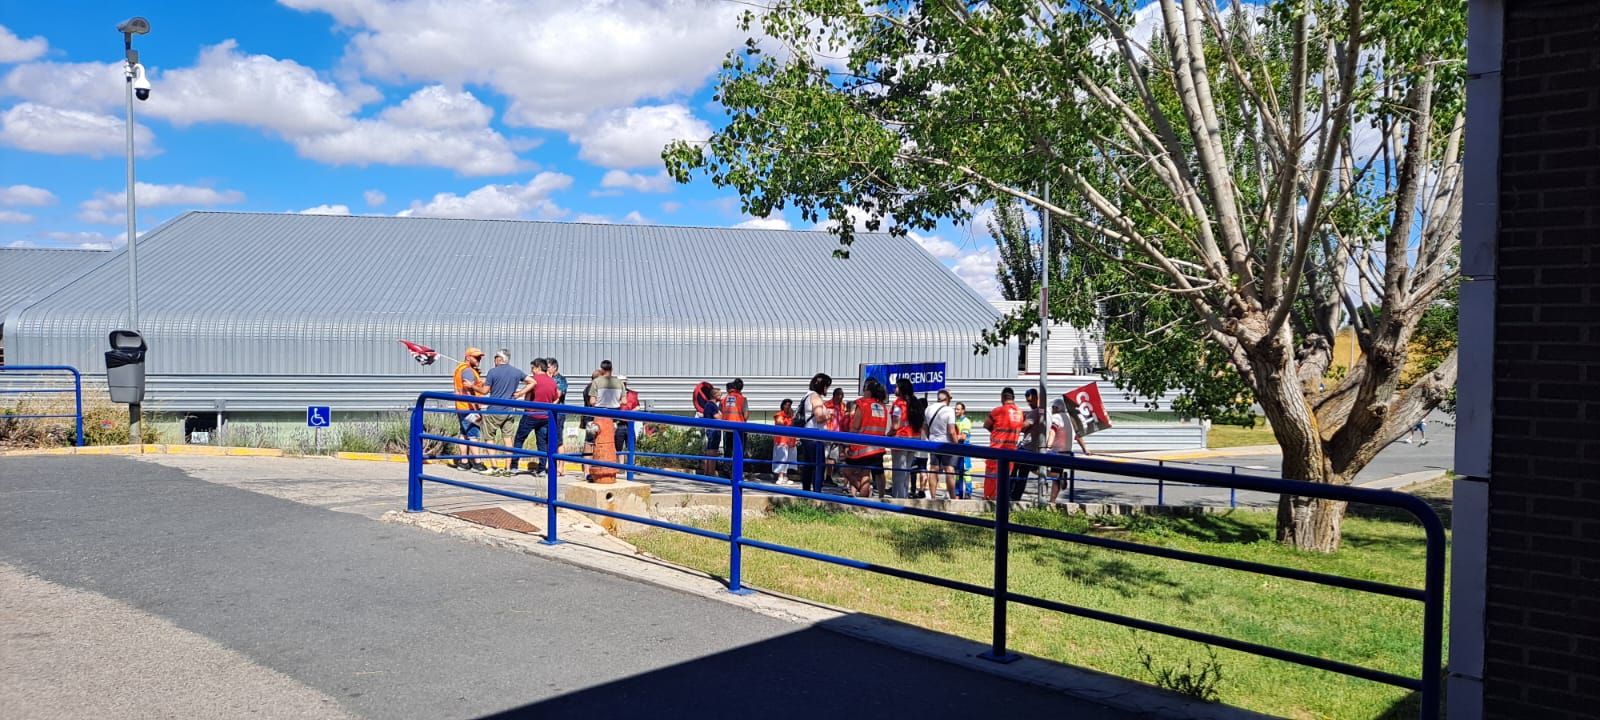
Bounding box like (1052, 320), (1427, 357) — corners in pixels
(0, 0), (1004, 298)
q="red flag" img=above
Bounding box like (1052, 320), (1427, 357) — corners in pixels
(1062, 382), (1112, 437)
(399, 339), (439, 366)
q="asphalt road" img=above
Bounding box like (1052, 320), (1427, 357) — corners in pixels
(0, 456), (1132, 720)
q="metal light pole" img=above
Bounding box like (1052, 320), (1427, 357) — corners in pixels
(118, 16), (149, 444)
(1038, 183), (1050, 407)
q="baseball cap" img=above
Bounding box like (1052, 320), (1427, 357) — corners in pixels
(466, 347), (485, 358)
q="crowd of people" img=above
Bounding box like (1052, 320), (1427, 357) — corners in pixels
(445, 347), (1092, 501)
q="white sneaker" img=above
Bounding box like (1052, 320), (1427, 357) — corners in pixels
(1402, 438), (1412, 444)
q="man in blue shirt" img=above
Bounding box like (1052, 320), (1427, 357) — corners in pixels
(481, 349), (525, 476)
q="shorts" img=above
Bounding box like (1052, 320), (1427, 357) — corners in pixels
(704, 428), (722, 451)
(458, 412), (481, 438)
(929, 453), (956, 468)
(826, 445), (841, 461)
(846, 453), (885, 467)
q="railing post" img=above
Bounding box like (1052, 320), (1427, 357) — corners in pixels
(1421, 519), (1447, 720)
(1158, 476), (1165, 506)
(728, 431), (753, 595)
(71, 367), (84, 447)
(625, 419), (637, 483)
(406, 404), (424, 512)
(1068, 467), (1076, 504)
(1230, 466), (1237, 508)
(980, 459), (1019, 663)
(543, 410), (562, 545)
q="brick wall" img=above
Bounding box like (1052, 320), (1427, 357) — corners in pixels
(1488, 1), (1600, 717)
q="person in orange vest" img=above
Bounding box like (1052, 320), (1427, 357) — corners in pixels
(719, 378), (748, 479)
(452, 347), (490, 471)
(843, 380), (890, 497)
(825, 387), (849, 486)
(983, 387), (1025, 501)
(772, 398), (798, 484)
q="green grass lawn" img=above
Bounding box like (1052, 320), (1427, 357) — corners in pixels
(633, 482), (1452, 719)
(1207, 420), (1279, 449)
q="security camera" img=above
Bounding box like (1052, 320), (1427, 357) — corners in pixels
(131, 63), (151, 101)
(117, 17), (150, 35)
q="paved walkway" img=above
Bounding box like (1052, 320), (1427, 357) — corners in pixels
(0, 456), (1137, 720)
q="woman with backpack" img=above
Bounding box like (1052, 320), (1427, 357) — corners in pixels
(797, 373), (834, 492)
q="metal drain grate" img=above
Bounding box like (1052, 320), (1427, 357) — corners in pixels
(449, 507), (542, 534)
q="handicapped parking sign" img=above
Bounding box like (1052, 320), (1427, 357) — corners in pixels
(306, 406), (331, 427)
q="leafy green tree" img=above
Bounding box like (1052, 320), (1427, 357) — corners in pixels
(666, 0), (1463, 551)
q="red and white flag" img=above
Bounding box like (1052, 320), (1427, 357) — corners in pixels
(399, 339), (439, 366)
(1062, 382), (1112, 437)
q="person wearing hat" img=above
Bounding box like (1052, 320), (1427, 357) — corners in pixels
(452, 347), (490, 471)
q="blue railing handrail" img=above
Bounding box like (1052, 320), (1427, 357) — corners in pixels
(0, 364), (84, 447)
(407, 391), (1445, 719)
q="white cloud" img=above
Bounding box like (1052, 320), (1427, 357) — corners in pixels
(6, 239), (36, 247)
(572, 213), (613, 224)
(44, 230), (118, 248)
(79, 182), (245, 224)
(0, 61), (124, 112)
(571, 104), (711, 169)
(733, 216), (791, 230)
(363, 189), (386, 207)
(290, 85), (521, 175)
(0, 184), (55, 206)
(0, 103), (157, 158)
(622, 210), (649, 224)
(910, 231), (961, 260)
(400, 172), (573, 220)
(43, 230), (124, 249)
(660, 201), (681, 214)
(380, 84), (492, 130)
(0, 210), (33, 223)
(0, 25), (48, 63)
(141, 40), (363, 135)
(280, 0), (743, 129)
(951, 248), (1002, 301)
(299, 204), (351, 215)
(600, 170), (673, 194)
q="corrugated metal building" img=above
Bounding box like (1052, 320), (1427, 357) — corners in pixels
(989, 300), (1106, 375)
(3, 212), (1017, 412)
(0, 248), (109, 363)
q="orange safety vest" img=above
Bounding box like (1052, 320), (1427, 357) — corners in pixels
(774, 409), (797, 448)
(846, 398), (889, 460)
(452, 362), (484, 411)
(988, 403), (1025, 448)
(720, 391), (748, 423)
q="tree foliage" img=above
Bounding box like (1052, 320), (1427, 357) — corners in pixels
(666, 0), (1465, 551)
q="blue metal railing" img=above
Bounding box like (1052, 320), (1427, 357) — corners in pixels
(407, 391), (1445, 719)
(0, 365), (84, 447)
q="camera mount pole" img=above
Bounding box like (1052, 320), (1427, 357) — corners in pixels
(123, 30), (141, 447)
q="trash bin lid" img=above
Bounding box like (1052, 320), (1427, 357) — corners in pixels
(109, 329), (146, 351)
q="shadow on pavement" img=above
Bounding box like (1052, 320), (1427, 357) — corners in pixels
(474, 619), (1133, 720)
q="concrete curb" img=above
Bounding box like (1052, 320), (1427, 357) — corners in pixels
(383, 509), (1268, 720)
(1112, 445), (1281, 461)
(0, 444), (409, 464)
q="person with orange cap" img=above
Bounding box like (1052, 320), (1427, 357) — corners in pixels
(452, 347), (490, 471)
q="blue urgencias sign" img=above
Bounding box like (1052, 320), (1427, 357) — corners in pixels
(860, 362), (947, 394)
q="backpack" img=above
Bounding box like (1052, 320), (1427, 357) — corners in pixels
(907, 396), (928, 434)
(793, 391), (813, 427)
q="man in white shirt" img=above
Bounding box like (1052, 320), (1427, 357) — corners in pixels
(922, 389), (961, 499)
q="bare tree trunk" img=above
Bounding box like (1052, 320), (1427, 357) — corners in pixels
(1242, 324), (1348, 552)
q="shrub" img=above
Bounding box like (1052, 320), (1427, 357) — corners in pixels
(635, 424), (704, 471)
(1138, 643), (1224, 702)
(1, 398), (159, 447)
